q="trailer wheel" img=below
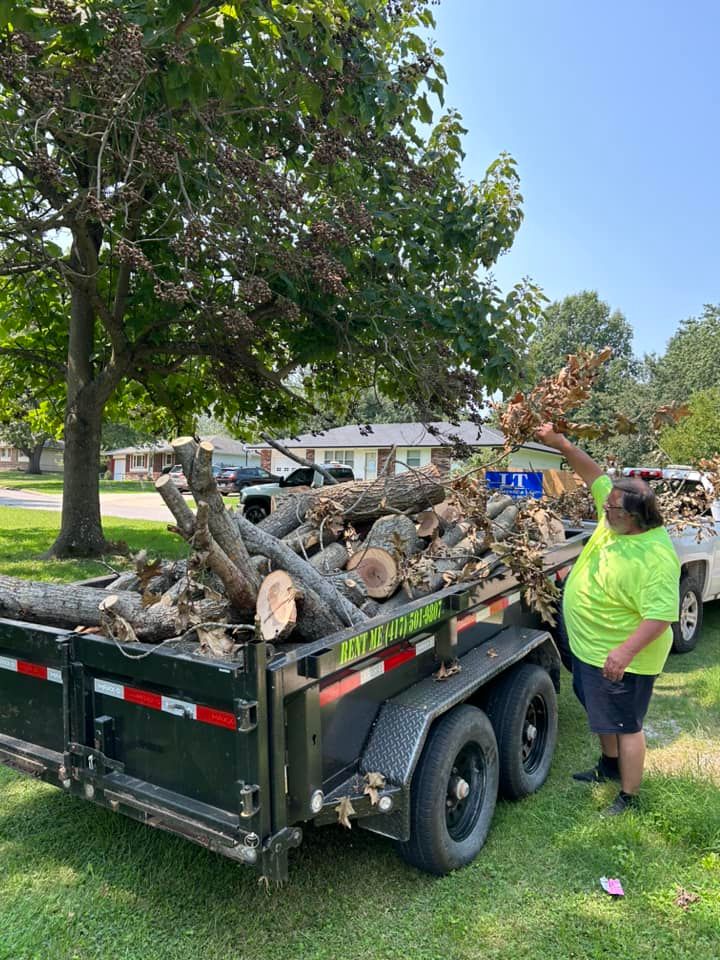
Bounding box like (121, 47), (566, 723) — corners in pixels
(672, 575), (703, 654)
(397, 705), (498, 875)
(485, 664), (558, 800)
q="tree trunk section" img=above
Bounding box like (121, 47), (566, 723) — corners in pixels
(236, 513), (365, 626)
(346, 514), (420, 598)
(308, 542), (348, 574)
(0, 575), (184, 640)
(256, 569), (342, 641)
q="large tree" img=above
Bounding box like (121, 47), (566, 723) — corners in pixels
(0, 0), (541, 556)
(648, 304), (720, 404)
(659, 387), (720, 464)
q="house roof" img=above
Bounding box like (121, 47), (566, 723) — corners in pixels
(105, 435), (253, 457)
(248, 422), (558, 455)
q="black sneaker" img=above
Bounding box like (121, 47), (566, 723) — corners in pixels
(601, 791), (639, 817)
(572, 758), (620, 784)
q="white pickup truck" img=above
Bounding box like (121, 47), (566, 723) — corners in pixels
(623, 466), (720, 653)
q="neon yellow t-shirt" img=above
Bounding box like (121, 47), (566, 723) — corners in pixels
(563, 475), (680, 675)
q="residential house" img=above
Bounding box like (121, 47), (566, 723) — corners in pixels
(249, 422), (564, 480)
(0, 440), (64, 473)
(105, 435), (261, 481)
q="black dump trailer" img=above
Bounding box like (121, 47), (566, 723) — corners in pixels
(0, 529), (588, 881)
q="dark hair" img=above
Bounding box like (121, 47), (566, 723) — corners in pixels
(611, 478), (664, 531)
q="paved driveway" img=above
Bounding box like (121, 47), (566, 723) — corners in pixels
(0, 488), (176, 523)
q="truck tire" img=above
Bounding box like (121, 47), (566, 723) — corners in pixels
(397, 705), (498, 875)
(485, 664), (558, 800)
(672, 575), (703, 654)
(244, 502), (269, 524)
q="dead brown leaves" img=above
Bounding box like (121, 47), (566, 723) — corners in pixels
(497, 348), (613, 450)
(363, 771), (386, 806)
(673, 887), (700, 910)
(335, 795), (355, 829)
(495, 349), (692, 450)
(434, 659), (461, 680)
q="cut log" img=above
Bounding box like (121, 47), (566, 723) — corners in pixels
(281, 520), (341, 556)
(415, 510), (440, 538)
(0, 575), (186, 640)
(256, 570), (299, 641)
(308, 542), (348, 574)
(171, 438), (260, 604)
(328, 572), (368, 606)
(236, 514), (365, 626)
(438, 519), (476, 550)
(491, 504), (519, 542)
(304, 464), (445, 525)
(487, 494), (515, 520)
(256, 493), (312, 538)
(346, 514), (420, 599)
(256, 570), (351, 642)
(156, 475), (253, 611)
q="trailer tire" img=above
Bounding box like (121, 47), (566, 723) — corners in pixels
(397, 705), (498, 875)
(672, 575), (703, 654)
(485, 664), (558, 800)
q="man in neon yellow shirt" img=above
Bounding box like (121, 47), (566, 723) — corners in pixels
(537, 423), (680, 815)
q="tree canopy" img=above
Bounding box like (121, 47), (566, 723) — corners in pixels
(660, 387), (720, 464)
(648, 304), (720, 405)
(0, 0), (541, 555)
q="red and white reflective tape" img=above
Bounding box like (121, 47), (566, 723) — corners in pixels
(457, 590), (523, 634)
(319, 635), (435, 707)
(94, 678), (236, 731)
(0, 654), (62, 684)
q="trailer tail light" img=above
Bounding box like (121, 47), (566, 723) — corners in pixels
(626, 469), (662, 479)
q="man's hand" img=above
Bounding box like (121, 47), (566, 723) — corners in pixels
(536, 422), (603, 488)
(535, 422), (569, 451)
(602, 645), (633, 682)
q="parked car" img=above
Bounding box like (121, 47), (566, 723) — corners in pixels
(216, 465), (275, 496)
(167, 464), (188, 492)
(241, 464), (355, 523)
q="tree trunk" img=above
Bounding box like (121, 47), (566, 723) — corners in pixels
(47, 386), (108, 557)
(47, 229), (117, 558)
(23, 439), (46, 475)
(0, 574), (191, 640)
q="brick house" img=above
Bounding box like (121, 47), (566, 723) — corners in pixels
(249, 422), (563, 481)
(105, 435), (261, 481)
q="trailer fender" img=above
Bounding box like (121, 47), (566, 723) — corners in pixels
(358, 627), (555, 841)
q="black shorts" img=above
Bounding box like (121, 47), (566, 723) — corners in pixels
(571, 655), (657, 735)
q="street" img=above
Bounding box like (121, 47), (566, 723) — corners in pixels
(0, 487), (178, 523)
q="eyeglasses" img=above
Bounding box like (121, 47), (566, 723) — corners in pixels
(603, 503), (627, 515)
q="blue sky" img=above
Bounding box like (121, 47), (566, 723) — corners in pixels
(431, 0), (719, 357)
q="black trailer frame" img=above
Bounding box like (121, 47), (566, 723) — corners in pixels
(0, 530), (588, 881)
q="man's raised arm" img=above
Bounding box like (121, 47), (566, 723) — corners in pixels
(535, 423), (604, 489)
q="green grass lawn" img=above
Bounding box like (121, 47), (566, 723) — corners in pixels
(0, 470), (158, 494)
(0, 506), (187, 581)
(0, 515), (719, 959)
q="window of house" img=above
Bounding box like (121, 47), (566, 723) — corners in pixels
(323, 449), (355, 468)
(0, 448), (11, 461)
(131, 453), (147, 470)
(162, 452), (174, 467)
(405, 448), (422, 469)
